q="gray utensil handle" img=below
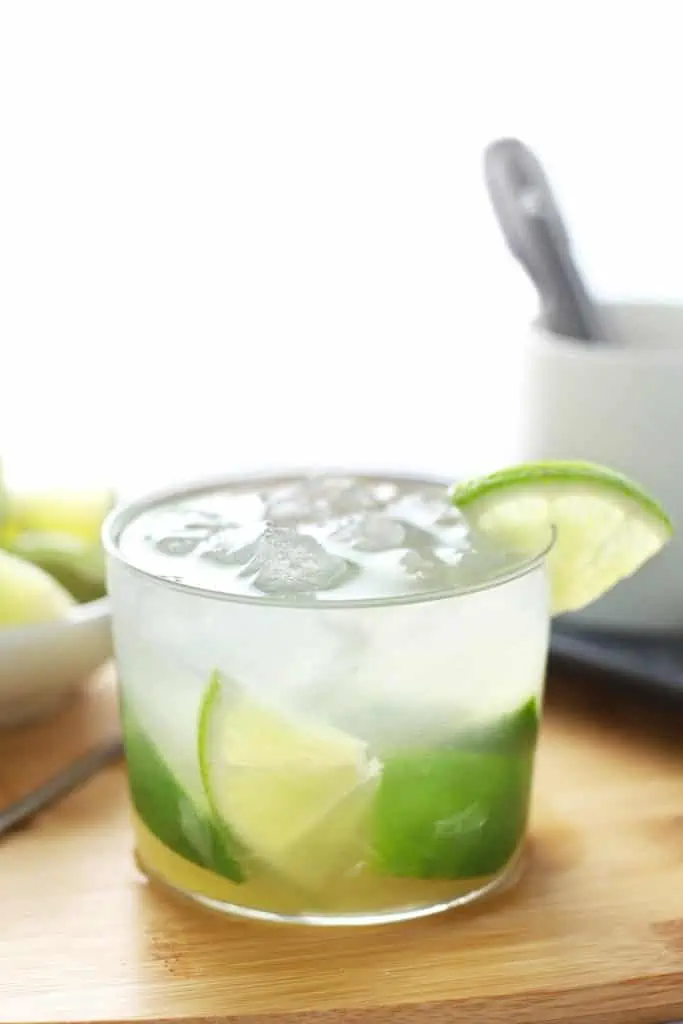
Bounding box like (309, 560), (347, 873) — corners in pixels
(0, 737), (124, 837)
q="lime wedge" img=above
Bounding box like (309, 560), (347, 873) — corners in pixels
(0, 488), (115, 546)
(451, 461), (673, 614)
(372, 745), (533, 880)
(371, 698), (536, 880)
(458, 695), (539, 756)
(0, 461), (9, 528)
(122, 701), (243, 882)
(8, 531), (106, 603)
(0, 548), (74, 626)
(199, 671), (379, 892)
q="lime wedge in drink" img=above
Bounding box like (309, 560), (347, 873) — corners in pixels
(371, 698), (536, 880)
(451, 461), (672, 614)
(457, 695), (539, 756)
(372, 747), (533, 879)
(122, 701), (243, 882)
(199, 671), (379, 892)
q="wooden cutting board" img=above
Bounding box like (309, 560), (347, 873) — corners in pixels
(1, 667), (683, 1024)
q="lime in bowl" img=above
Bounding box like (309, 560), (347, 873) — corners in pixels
(0, 480), (114, 726)
(103, 463), (671, 925)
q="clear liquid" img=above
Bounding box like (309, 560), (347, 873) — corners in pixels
(109, 473), (550, 924)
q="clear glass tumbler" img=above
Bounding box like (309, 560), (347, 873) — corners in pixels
(104, 472), (551, 926)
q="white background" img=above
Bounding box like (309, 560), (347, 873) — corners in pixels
(1, 2), (682, 495)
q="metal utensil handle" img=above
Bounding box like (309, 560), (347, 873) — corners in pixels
(0, 737), (124, 837)
(484, 137), (604, 343)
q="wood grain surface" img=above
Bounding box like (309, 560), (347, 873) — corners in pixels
(1, 666), (683, 1024)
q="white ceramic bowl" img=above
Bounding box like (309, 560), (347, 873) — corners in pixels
(0, 598), (113, 727)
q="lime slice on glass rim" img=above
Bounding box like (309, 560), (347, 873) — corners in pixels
(451, 460), (673, 615)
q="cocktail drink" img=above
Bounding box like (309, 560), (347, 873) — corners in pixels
(103, 464), (671, 925)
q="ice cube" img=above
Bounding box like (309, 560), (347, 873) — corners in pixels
(370, 482), (399, 505)
(264, 481), (331, 524)
(248, 526), (351, 595)
(401, 549), (437, 577)
(322, 478), (379, 516)
(435, 544), (467, 567)
(183, 492), (265, 525)
(153, 533), (204, 556)
(180, 511), (237, 533)
(264, 476), (381, 525)
(147, 503), (232, 556)
(201, 528), (261, 566)
(390, 491), (464, 528)
(397, 544), (466, 593)
(401, 549), (458, 588)
(332, 514), (406, 552)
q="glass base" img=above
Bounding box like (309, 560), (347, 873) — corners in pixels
(137, 847), (526, 927)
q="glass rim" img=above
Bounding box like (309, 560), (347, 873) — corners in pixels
(102, 468), (553, 610)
